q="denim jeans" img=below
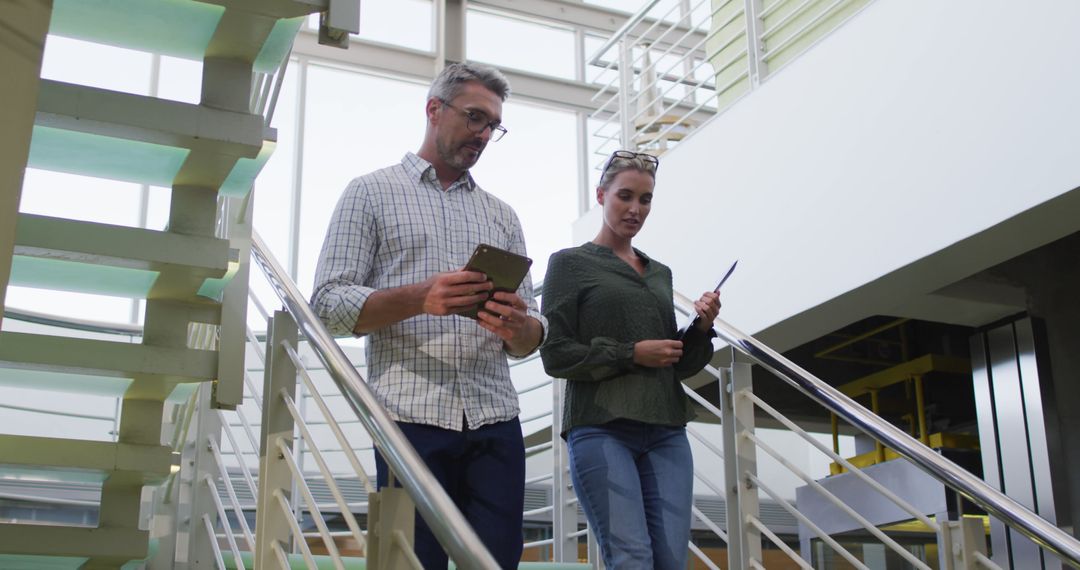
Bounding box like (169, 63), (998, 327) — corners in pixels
(375, 418), (525, 569)
(567, 419), (693, 570)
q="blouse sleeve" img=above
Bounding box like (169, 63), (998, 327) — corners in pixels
(673, 324), (717, 380)
(540, 252), (637, 382)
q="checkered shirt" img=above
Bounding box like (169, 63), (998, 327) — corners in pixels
(310, 152), (547, 431)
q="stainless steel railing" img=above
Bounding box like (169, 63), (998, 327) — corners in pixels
(249, 229), (501, 569)
(672, 292), (1080, 568)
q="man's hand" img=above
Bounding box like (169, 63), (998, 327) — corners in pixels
(693, 291), (722, 332)
(633, 339), (684, 367)
(477, 291), (542, 356)
(352, 270), (491, 335)
(421, 270), (493, 316)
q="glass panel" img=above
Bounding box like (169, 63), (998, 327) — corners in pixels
(41, 35), (151, 95)
(470, 101), (578, 280)
(157, 55), (203, 104)
(19, 169), (142, 227)
(354, 0), (433, 52)
(297, 64), (428, 296)
(4, 287), (134, 324)
(468, 10), (576, 80)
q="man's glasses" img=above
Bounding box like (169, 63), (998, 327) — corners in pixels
(600, 150), (659, 180)
(440, 99), (508, 142)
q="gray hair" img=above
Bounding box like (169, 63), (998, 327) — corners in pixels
(599, 154), (658, 190)
(428, 62), (511, 103)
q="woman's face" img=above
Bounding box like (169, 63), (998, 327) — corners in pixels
(597, 168), (655, 241)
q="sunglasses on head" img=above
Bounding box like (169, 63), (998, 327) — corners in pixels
(600, 150), (659, 180)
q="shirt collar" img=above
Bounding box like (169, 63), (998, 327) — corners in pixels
(402, 152), (477, 191)
(583, 241), (653, 266)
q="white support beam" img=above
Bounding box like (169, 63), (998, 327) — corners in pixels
(0, 0), (52, 328)
(0, 525), (149, 560)
(291, 30), (715, 124)
(36, 80), (265, 157)
(473, 0), (707, 49)
(0, 434), (173, 481)
(0, 332), (219, 380)
(14, 214), (230, 275)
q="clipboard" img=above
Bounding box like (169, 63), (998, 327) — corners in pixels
(461, 243), (532, 319)
(677, 260), (737, 337)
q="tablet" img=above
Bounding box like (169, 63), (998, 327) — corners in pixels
(461, 244), (533, 319)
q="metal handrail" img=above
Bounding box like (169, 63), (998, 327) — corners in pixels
(249, 230), (500, 569)
(587, 0), (664, 66)
(3, 307), (142, 336)
(697, 310), (1080, 568)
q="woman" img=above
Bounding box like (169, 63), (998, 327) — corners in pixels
(540, 150), (722, 569)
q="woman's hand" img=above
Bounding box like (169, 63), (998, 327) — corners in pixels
(633, 339), (684, 367)
(693, 291), (721, 332)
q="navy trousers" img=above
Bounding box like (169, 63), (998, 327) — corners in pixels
(375, 417), (525, 569)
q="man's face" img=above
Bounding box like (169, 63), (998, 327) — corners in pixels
(433, 81), (503, 172)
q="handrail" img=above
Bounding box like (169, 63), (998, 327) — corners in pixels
(697, 310), (1080, 568)
(249, 230), (500, 569)
(587, 0), (663, 66)
(3, 307), (142, 336)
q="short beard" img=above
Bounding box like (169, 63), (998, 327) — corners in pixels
(437, 138), (480, 172)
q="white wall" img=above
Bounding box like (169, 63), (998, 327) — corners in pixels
(574, 0), (1080, 351)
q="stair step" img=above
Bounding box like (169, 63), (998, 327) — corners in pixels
(11, 213), (231, 299)
(0, 332), (217, 381)
(0, 554), (90, 570)
(29, 79), (273, 195)
(0, 368), (200, 400)
(0, 435), (173, 483)
(0, 524), (148, 560)
(49, 0), (306, 73)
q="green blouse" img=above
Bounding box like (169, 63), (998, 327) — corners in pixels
(540, 242), (716, 437)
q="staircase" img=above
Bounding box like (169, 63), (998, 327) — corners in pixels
(0, 1), (350, 567)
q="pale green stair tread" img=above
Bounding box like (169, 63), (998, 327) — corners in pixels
(32, 80), (267, 194)
(0, 368), (198, 401)
(11, 256), (158, 299)
(255, 16), (307, 73)
(223, 552), (591, 570)
(13, 213), (232, 300)
(220, 138), (277, 197)
(0, 332), (218, 381)
(49, 0), (303, 73)
(0, 435), (173, 476)
(0, 554), (89, 570)
(0, 367), (133, 398)
(49, 0), (224, 62)
(27, 126), (188, 187)
(0, 464), (109, 485)
(0, 525), (148, 560)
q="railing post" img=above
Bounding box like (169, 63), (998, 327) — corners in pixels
(721, 349), (762, 569)
(742, 0), (767, 87)
(617, 38), (635, 150)
(254, 311), (299, 569)
(937, 513), (990, 570)
(174, 382), (223, 569)
(367, 484), (417, 570)
(551, 378), (580, 562)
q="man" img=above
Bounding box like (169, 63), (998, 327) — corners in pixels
(310, 62), (545, 569)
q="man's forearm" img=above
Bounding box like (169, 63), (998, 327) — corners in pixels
(505, 316), (544, 357)
(352, 284), (425, 335)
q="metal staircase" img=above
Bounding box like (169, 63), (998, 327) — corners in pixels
(0, 1), (354, 567)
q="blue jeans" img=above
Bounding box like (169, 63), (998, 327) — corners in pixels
(375, 418), (525, 570)
(567, 420), (693, 570)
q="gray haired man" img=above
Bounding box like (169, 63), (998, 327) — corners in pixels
(311, 62), (546, 568)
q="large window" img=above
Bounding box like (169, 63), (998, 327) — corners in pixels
(467, 9), (576, 80)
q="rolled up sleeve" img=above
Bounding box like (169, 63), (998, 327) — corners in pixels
(310, 180), (378, 337)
